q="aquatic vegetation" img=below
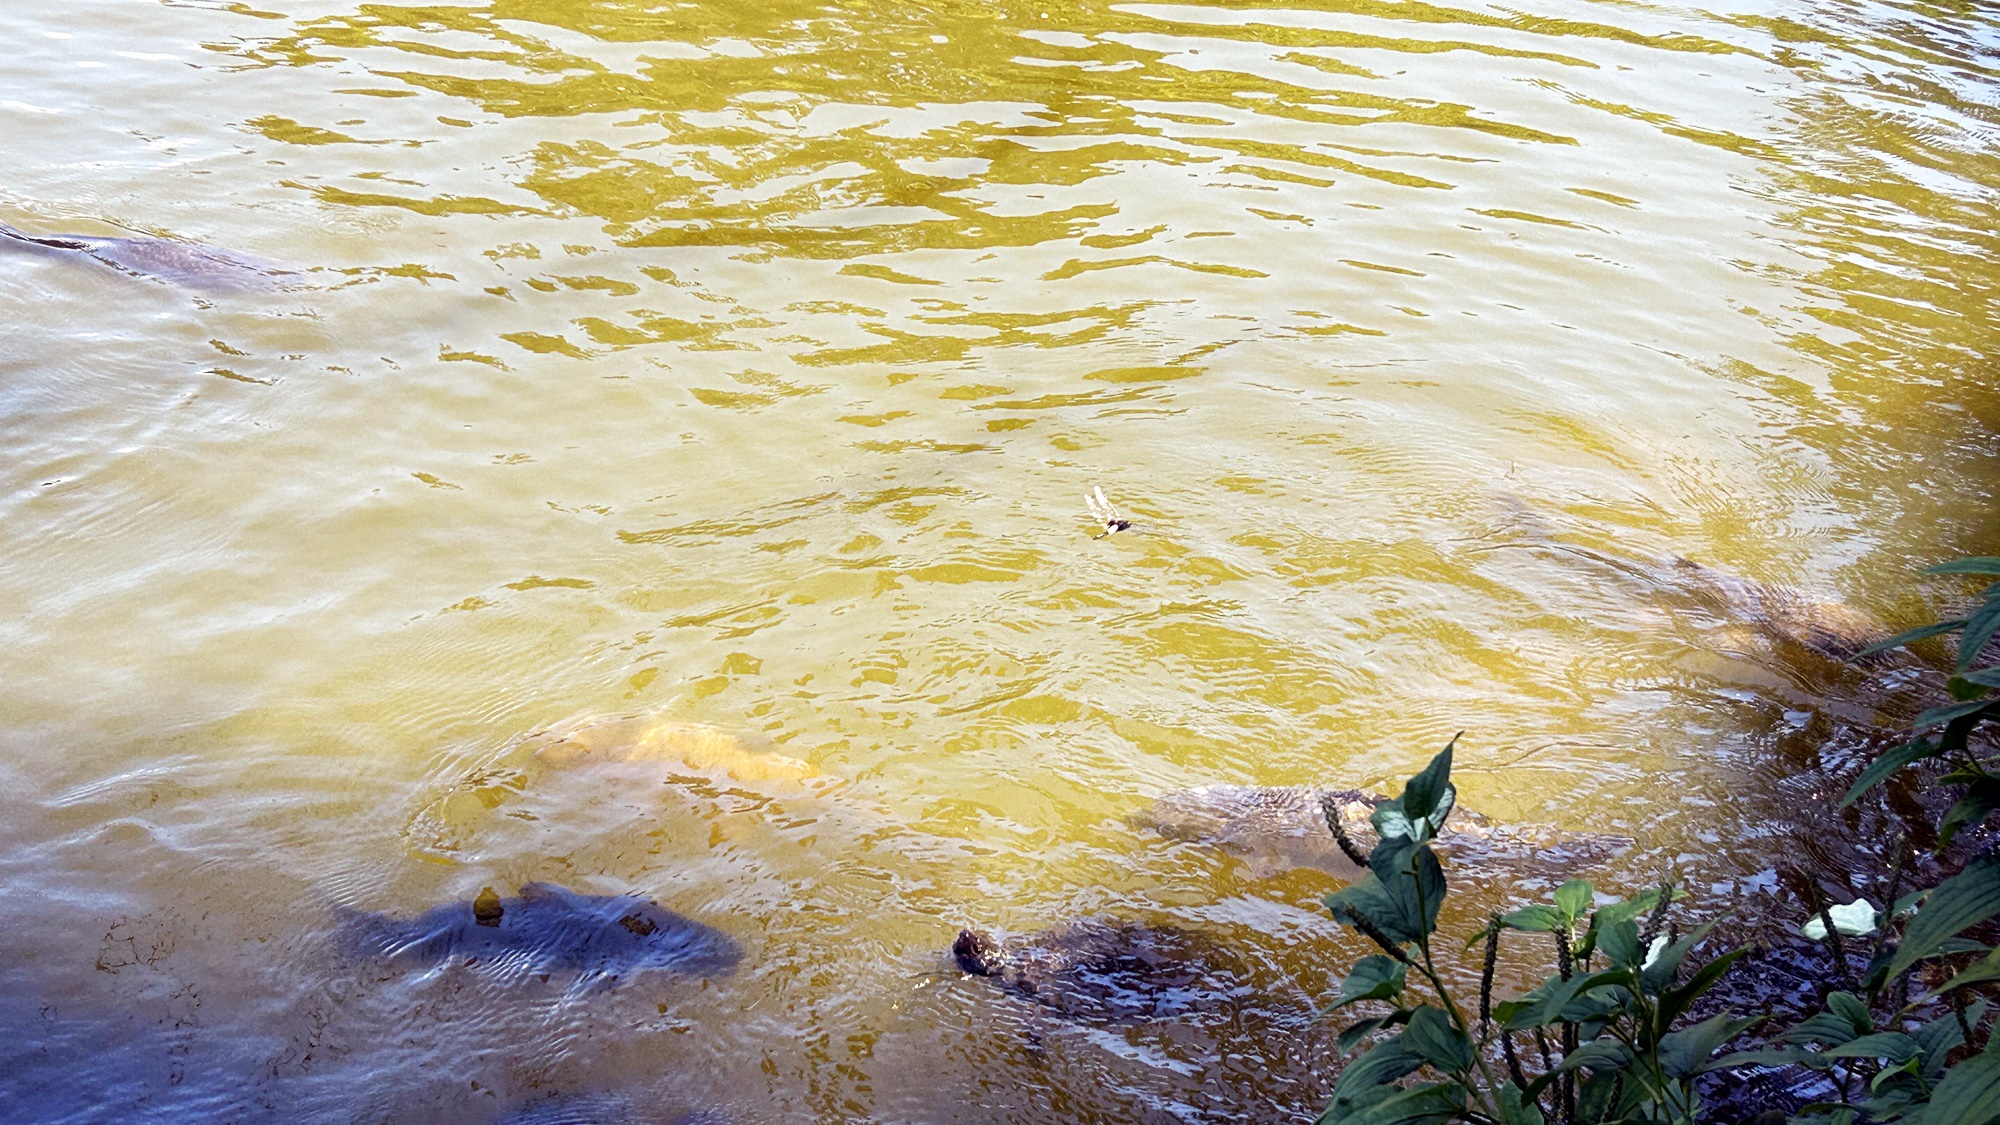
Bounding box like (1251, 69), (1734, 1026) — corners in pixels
(1310, 558), (2000, 1125)
(1312, 738), (1751, 1125)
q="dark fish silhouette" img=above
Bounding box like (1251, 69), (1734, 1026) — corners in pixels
(952, 918), (1255, 1024)
(1474, 499), (1893, 666)
(493, 1093), (728, 1125)
(343, 882), (742, 983)
(0, 219), (293, 294)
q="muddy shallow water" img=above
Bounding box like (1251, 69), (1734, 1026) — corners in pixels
(0, 0), (1996, 1121)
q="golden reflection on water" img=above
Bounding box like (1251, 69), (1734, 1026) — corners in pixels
(0, 0), (1995, 1120)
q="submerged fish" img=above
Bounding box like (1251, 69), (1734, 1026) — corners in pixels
(1136, 785), (1626, 880)
(530, 715), (816, 782)
(1662, 555), (1891, 664)
(343, 882), (742, 982)
(952, 918), (1255, 1024)
(0, 218), (293, 294)
(493, 1093), (728, 1125)
(1473, 501), (1892, 666)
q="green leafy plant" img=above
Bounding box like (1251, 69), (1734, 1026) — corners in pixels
(1741, 557), (2000, 1123)
(1318, 737), (1753, 1125)
(1314, 559), (2000, 1125)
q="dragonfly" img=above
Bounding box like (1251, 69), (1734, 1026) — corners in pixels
(1085, 486), (1137, 539)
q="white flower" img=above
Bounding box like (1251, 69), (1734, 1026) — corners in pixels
(1802, 899), (1878, 940)
(1641, 934), (1669, 970)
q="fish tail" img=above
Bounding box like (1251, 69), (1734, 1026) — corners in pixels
(0, 221), (88, 250)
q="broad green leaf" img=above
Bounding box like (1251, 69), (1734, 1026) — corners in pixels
(1858, 618), (1968, 659)
(1711, 1046), (1812, 1069)
(1321, 1043), (1424, 1124)
(1870, 1055), (1923, 1096)
(1575, 1068), (1642, 1125)
(1400, 738), (1457, 826)
(1327, 876), (1418, 948)
(1942, 786), (2000, 850)
(1338, 1010), (1413, 1055)
(1917, 1002), (1989, 1079)
(1496, 1083), (1544, 1125)
(1822, 1032), (1920, 1063)
(1659, 1012), (1761, 1077)
(1928, 559), (2000, 576)
(1402, 1005), (1472, 1073)
(1959, 668), (2000, 690)
(1501, 905), (1565, 933)
(1342, 1082), (1464, 1125)
(1589, 886), (1666, 931)
(1639, 922), (1717, 995)
(1554, 879), (1594, 922)
(1842, 736), (1945, 807)
(1959, 599), (2000, 674)
(1784, 992), (1872, 1046)
(1890, 854), (2000, 981)
(1802, 899), (1879, 940)
(1915, 698), (2000, 731)
(1917, 1043), (2000, 1125)
(1924, 953), (2000, 1003)
(1503, 969), (1630, 1031)
(1829, 990), (1872, 1027)
(1597, 918), (1643, 968)
(1330, 955), (1408, 1010)
(1656, 945), (1746, 1033)
(1557, 1038), (1632, 1075)
(1955, 675), (1998, 701)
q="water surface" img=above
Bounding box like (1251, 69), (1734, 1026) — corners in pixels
(1, 0), (1996, 1120)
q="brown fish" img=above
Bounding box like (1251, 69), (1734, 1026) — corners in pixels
(0, 219), (293, 293)
(951, 918), (1255, 1024)
(1136, 785), (1625, 880)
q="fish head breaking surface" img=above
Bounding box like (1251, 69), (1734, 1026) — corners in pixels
(349, 881), (742, 982)
(954, 918), (1255, 1024)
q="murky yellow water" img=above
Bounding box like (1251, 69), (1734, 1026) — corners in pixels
(1, 0), (1995, 1120)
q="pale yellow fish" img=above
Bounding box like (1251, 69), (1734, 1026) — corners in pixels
(531, 714), (816, 782)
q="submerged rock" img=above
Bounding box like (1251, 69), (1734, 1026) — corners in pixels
(343, 882), (742, 983)
(530, 715), (815, 782)
(951, 918), (1255, 1024)
(1136, 784), (1625, 880)
(0, 219), (293, 294)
